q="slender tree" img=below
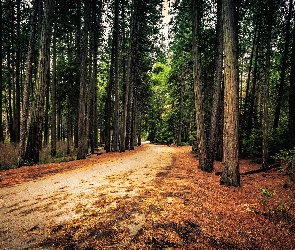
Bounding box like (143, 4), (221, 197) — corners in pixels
(51, 27), (57, 156)
(220, 0), (240, 186)
(77, 0), (90, 159)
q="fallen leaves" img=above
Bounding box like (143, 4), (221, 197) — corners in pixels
(2, 145), (295, 249)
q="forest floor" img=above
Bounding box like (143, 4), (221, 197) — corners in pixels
(0, 143), (295, 250)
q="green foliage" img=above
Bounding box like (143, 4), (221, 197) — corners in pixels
(273, 147), (295, 165)
(240, 128), (262, 158)
(39, 142), (76, 165)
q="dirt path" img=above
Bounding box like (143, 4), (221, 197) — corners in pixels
(0, 144), (176, 250)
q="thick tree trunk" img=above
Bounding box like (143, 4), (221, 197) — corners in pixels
(25, 0), (55, 164)
(0, 0), (3, 142)
(289, 12), (295, 149)
(123, 0), (137, 151)
(220, 0), (240, 187)
(113, 0), (120, 152)
(208, 0), (223, 167)
(77, 0), (90, 160)
(13, 0), (21, 143)
(192, 0), (211, 172)
(18, 0), (41, 167)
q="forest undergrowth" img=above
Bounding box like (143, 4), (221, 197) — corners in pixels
(1, 145), (295, 249)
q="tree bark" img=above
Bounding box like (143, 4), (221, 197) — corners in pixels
(273, 0), (293, 130)
(18, 0), (41, 167)
(261, 0), (275, 169)
(51, 27), (57, 156)
(113, 0), (120, 152)
(192, 0), (211, 172)
(289, 7), (295, 149)
(25, 0), (55, 164)
(0, 0), (3, 142)
(77, 0), (90, 160)
(208, 0), (223, 167)
(220, 0), (240, 187)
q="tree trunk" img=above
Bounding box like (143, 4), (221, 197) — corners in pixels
(273, 0), (293, 130)
(77, 0), (90, 160)
(261, 0), (275, 169)
(18, 0), (41, 167)
(13, 0), (21, 143)
(208, 0), (223, 166)
(51, 27), (57, 156)
(105, 39), (115, 153)
(177, 81), (184, 147)
(123, 0), (137, 151)
(113, 0), (120, 152)
(0, 0), (3, 142)
(289, 10), (295, 149)
(220, 0), (240, 187)
(192, 0), (211, 172)
(25, 0), (55, 164)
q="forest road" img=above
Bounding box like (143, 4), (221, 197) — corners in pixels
(0, 144), (176, 250)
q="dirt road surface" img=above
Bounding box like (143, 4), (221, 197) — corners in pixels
(0, 144), (176, 249)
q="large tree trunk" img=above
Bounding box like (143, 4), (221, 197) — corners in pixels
(192, 0), (211, 172)
(122, 0), (137, 151)
(289, 11), (295, 149)
(112, 0), (120, 152)
(220, 0), (240, 187)
(18, 0), (41, 167)
(13, 0), (21, 143)
(25, 0), (55, 164)
(208, 0), (223, 167)
(0, 0), (3, 142)
(77, 0), (90, 160)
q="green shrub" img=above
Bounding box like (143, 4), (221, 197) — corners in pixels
(273, 147), (295, 166)
(0, 143), (18, 170)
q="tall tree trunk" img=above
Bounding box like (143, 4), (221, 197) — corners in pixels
(0, 0), (3, 142)
(220, 0), (240, 187)
(13, 0), (21, 143)
(177, 80), (184, 147)
(261, 0), (275, 169)
(113, 0), (120, 152)
(289, 12), (295, 149)
(77, 0), (90, 160)
(192, 0), (211, 172)
(208, 0), (223, 166)
(122, 0), (137, 151)
(105, 40), (115, 153)
(18, 0), (41, 167)
(273, 0), (293, 130)
(51, 27), (57, 156)
(25, 0), (55, 164)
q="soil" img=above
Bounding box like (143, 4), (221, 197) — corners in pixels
(0, 143), (294, 250)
